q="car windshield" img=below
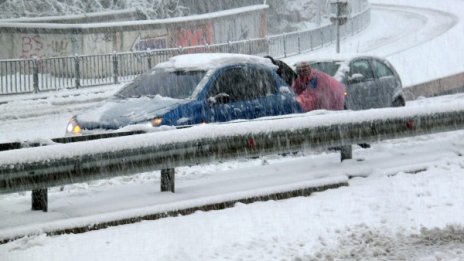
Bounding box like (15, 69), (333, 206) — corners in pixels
(116, 69), (206, 99)
(309, 61), (341, 76)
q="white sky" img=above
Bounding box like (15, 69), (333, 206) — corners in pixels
(1, 0), (464, 260)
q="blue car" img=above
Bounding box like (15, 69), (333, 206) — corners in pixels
(66, 53), (303, 136)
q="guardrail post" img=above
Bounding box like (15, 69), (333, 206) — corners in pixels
(321, 30), (324, 47)
(32, 56), (39, 93)
(147, 48), (152, 70)
(297, 32), (301, 54)
(112, 51), (119, 84)
(31, 188), (48, 212)
(161, 168), (175, 192)
(74, 54), (81, 89)
(178, 46), (184, 55)
(340, 145), (352, 161)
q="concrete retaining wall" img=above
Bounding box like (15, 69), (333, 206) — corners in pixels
(0, 5), (268, 59)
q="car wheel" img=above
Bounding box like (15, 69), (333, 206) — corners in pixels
(392, 96), (405, 107)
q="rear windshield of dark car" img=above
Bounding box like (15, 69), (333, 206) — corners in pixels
(309, 61), (341, 76)
(116, 69), (206, 99)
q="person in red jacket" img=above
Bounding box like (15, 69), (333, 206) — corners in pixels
(292, 62), (346, 112)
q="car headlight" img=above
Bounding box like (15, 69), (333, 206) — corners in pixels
(151, 117), (163, 127)
(66, 117), (82, 134)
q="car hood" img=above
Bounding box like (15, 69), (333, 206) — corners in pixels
(76, 96), (189, 129)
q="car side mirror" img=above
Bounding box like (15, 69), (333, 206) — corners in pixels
(348, 73), (365, 84)
(208, 93), (230, 105)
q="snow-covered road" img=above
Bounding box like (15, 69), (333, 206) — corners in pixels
(1, 0), (464, 260)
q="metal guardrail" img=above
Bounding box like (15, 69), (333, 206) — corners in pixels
(1, 102), (463, 211)
(0, 9), (370, 95)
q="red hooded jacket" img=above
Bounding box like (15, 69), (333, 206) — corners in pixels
(292, 69), (346, 112)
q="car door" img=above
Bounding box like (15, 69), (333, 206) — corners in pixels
(239, 65), (284, 119)
(346, 58), (377, 110)
(204, 66), (247, 122)
(371, 58), (399, 107)
(232, 65), (302, 119)
(204, 65), (293, 123)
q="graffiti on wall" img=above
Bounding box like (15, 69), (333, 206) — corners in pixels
(20, 35), (43, 59)
(131, 34), (167, 51)
(173, 23), (214, 47)
(20, 34), (70, 59)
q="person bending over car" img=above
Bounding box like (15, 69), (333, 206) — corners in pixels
(292, 62), (346, 112)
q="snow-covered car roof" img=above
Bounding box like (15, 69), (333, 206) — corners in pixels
(156, 53), (277, 71)
(295, 53), (392, 81)
(301, 53), (387, 64)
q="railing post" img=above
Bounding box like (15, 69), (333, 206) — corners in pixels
(112, 51), (119, 84)
(161, 168), (175, 192)
(31, 188), (48, 212)
(247, 39), (252, 54)
(351, 17), (354, 35)
(32, 56), (39, 93)
(178, 46), (184, 55)
(310, 32), (313, 50)
(321, 30), (324, 47)
(147, 48), (152, 70)
(297, 32), (301, 54)
(74, 54), (80, 89)
(266, 36), (271, 56)
(228, 41), (232, 53)
(340, 145), (352, 161)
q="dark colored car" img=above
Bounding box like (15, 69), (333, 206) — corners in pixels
(66, 53), (303, 136)
(305, 54), (405, 110)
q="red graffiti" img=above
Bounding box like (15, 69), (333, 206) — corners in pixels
(20, 35), (44, 59)
(175, 23), (214, 47)
(20, 35), (70, 59)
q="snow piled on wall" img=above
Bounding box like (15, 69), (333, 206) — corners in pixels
(0, 0), (189, 19)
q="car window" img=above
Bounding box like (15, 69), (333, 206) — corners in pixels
(209, 68), (247, 102)
(349, 59), (374, 80)
(116, 69), (206, 99)
(247, 67), (278, 98)
(372, 59), (394, 78)
(209, 66), (277, 102)
(310, 61), (341, 76)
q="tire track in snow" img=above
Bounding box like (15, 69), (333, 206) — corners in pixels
(308, 225), (464, 260)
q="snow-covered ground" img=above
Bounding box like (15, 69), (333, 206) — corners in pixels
(1, 0), (464, 260)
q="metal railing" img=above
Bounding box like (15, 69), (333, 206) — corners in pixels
(0, 9), (370, 95)
(1, 101), (463, 211)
